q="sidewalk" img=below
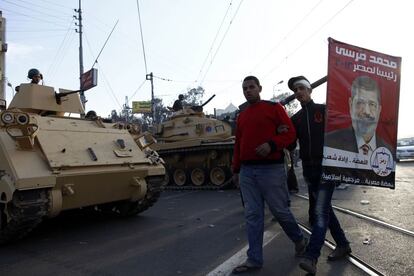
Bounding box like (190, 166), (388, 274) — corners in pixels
(209, 163), (366, 276)
(256, 222), (364, 276)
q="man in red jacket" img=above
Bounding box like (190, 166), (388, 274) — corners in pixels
(231, 76), (306, 274)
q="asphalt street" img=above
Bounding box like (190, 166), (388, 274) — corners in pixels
(0, 161), (412, 276)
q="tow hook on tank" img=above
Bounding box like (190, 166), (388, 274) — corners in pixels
(145, 149), (164, 165)
(130, 177), (147, 200)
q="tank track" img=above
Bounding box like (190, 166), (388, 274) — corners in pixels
(158, 143), (234, 190)
(96, 175), (166, 217)
(0, 188), (49, 245)
(130, 175), (165, 214)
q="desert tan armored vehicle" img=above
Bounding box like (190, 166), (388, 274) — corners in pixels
(152, 95), (235, 190)
(0, 84), (165, 244)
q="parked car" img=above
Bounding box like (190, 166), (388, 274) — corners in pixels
(396, 138), (414, 162)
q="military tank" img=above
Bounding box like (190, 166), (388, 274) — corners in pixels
(152, 95), (235, 190)
(0, 83), (165, 244)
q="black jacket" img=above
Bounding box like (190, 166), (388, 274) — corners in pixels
(290, 100), (325, 166)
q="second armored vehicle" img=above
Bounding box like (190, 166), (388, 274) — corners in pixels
(152, 96), (235, 190)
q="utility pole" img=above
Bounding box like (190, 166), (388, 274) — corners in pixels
(74, 0), (86, 110)
(146, 72), (155, 123)
(123, 96), (131, 123)
(0, 11), (6, 102)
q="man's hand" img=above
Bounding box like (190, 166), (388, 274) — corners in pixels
(232, 173), (240, 188)
(256, 143), (271, 157)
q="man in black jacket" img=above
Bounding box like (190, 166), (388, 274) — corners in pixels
(288, 76), (351, 274)
(289, 76), (325, 226)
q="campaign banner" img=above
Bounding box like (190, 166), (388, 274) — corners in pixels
(322, 38), (401, 189)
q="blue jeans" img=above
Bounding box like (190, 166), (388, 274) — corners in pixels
(305, 181), (350, 260)
(240, 163), (304, 266)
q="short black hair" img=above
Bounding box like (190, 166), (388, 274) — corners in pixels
(243, 76), (260, 86)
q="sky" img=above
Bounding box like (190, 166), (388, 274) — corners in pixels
(1, 0), (413, 138)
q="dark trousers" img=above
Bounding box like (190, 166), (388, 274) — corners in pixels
(302, 165), (321, 225)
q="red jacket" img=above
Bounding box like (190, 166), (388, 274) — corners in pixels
(232, 101), (296, 173)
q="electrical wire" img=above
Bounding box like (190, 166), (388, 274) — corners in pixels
(37, 0), (73, 9)
(7, 29), (71, 33)
(262, 0), (355, 79)
(196, 0), (233, 82)
(3, 0), (71, 22)
(136, 0), (148, 74)
(199, 0), (244, 86)
(49, 32), (76, 82)
(13, 0), (73, 17)
(0, 8), (70, 27)
(84, 34), (122, 110)
(46, 18), (76, 80)
(249, 0), (324, 73)
(129, 79), (147, 101)
(96, 63), (123, 110)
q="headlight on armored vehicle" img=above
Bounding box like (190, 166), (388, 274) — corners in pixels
(16, 113), (30, 125)
(1, 112), (15, 124)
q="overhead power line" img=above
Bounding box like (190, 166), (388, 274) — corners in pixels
(263, 0), (355, 79)
(96, 63), (123, 110)
(199, 0), (244, 85)
(37, 0), (73, 9)
(136, 0), (148, 74)
(129, 79), (147, 101)
(250, 0), (324, 73)
(13, 0), (73, 16)
(196, 0), (234, 82)
(46, 18), (76, 80)
(0, 8), (70, 27)
(3, 0), (71, 22)
(7, 29), (71, 33)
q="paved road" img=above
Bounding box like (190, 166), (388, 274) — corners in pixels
(0, 161), (413, 276)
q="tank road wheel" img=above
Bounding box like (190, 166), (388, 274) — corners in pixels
(173, 169), (187, 186)
(0, 189), (49, 244)
(162, 171), (170, 186)
(210, 167), (227, 186)
(190, 168), (206, 186)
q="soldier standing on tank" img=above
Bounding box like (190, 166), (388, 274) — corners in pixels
(15, 68), (43, 93)
(172, 94), (184, 111)
(27, 68), (43, 85)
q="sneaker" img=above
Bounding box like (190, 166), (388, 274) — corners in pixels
(327, 244), (352, 261)
(299, 257), (317, 274)
(295, 237), (308, 257)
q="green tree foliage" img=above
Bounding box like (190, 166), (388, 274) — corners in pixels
(142, 97), (169, 125)
(183, 86), (205, 106)
(270, 92), (299, 117)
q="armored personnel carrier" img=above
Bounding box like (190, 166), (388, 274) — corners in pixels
(0, 84), (165, 243)
(152, 95), (235, 190)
